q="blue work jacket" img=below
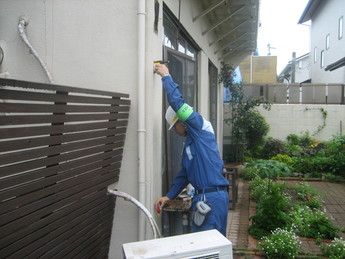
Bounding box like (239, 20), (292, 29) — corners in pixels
(163, 75), (229, 199)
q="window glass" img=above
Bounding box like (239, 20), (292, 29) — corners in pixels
(314, 47), (317, 63)
(186, 45), (196, 58)
(178, 39), (186, 53)
(163, 5), (199, 195)
(163, 6), (197, 59)
(320, 50), (325, 68)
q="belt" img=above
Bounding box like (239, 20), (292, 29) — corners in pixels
(195, 187), (227, 196)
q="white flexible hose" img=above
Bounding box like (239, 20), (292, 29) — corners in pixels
(107, 189), (161, 239)
(18, 17), (54, 84)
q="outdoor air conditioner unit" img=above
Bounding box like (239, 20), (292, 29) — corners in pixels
(123, 229), (233, 259)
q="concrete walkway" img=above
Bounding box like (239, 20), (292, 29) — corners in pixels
(227, 178), (345, 258)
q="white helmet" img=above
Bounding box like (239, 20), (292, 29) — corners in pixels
(165, 106), (178, 130)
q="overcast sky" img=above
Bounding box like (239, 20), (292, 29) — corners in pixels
(257, 0), (310, 73)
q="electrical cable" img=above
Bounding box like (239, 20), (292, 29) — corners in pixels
(18, 16), (54, 84)
(107, 189), (161, 239)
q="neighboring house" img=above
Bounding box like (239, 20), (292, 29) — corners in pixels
(278, 53), (310, 83)
(0, 0), (259, 258)
(298, 0), (345, 83)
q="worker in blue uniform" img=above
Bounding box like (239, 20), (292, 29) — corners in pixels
(154, 64), (230, 236)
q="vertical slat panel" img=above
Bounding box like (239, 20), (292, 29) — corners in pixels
(0, 78), (130, 258)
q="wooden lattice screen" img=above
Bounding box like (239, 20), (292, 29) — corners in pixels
(0, 78), (130, 258)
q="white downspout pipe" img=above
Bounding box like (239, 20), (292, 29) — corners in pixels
(137, 0), (146, 241)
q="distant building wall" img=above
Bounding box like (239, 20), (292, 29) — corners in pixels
(224, 104), (345, 143)
(239, 55), (277, 84)
(294, 55), (311, 83)
(308, 0), (345, 83)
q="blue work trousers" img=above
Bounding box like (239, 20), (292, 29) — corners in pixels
(191, 189), (229, 236)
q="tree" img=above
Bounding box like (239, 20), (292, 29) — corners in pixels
(220, 62), (271, 163)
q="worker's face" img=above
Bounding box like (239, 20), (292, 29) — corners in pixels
(174, 121), (187, 137)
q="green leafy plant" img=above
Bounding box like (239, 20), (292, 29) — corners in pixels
(289, 205), (339, 240)
(323, 173), (344, 182)
(286, 134), (300, 146)
(291, 182), (323, 209)
(271, 154), (293, 166)
(321, 237), (345, 259)
(291, 156), (319, 177)
(261, 138), (286, 159)
(322, 135), (345, 177)
(246, 159), (293, 179)
(249, 182), (292, 239)
(240, 166), (259, 180)
(286, 135), (345, 178)
(249, 177), (273, 201)
(285, 144), (303, 158)
(260, 228), (301, 259)
(245, 110), (270, 157)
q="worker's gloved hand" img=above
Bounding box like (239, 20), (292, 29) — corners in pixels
(154, 64), (170, 78)
(154, 196), (170, 213)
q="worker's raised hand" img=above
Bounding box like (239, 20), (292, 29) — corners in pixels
(154, 196), (170, 212)
(154, 64), (170, 77)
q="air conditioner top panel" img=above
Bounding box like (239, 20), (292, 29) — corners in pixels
(123, 229), (232, 259)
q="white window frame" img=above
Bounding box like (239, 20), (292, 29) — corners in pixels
(339, 16), (343, 40)
(326, 34), (330, 50)
(320, 50), (325, 68)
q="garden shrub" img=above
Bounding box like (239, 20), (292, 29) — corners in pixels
(239, 166), (258, 180)
(298, 132), (314, 147)
(322, 135), (345, 177)
(324, 173), (344, 182)
(287, 134), (300, 146)
(271, 154), (292, 165)
(285, 144), (303, 157)
(260, 228), (301, 259)
(246, 159), (293, 179)
(290, 205), (339, 240)
(261, 138), (286, 159)
(246, 111), (269, 149)
(290, 156), (318, 177)
(249, 178), (286, 201)
(249, 182), (292, 239)
(291, 182), (323, 209)
(248, 177), (341, 242)
(321, 237), (345, 259)
(242, 133), (344, 246)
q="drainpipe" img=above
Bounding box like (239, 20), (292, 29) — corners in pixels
(137, 0), (146, 241)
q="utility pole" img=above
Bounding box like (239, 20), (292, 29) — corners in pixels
(291, 52), (296, 83)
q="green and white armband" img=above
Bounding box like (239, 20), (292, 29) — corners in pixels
(177, 103), (193, 122)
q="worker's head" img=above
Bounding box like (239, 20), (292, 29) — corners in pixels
(165, 106), (187, 137)
(173, 121), (187, 137)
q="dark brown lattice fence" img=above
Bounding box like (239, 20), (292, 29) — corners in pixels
(0, 78), (130, 259)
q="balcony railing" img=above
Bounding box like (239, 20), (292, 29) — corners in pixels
(242, 83), (345, 104)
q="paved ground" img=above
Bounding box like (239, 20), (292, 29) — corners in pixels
(226, 178), (345, 258)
